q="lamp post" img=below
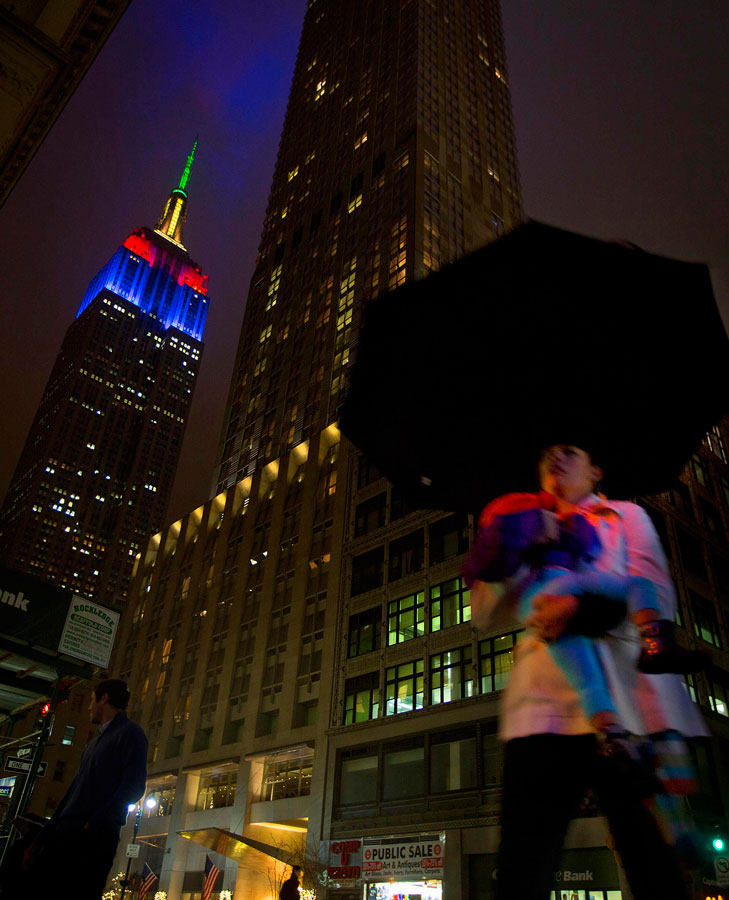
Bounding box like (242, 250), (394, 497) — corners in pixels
(119, 794), (157, 900)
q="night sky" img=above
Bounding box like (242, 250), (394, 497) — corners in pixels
(1, 0), (727, 526)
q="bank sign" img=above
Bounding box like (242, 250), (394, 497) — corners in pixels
(58, 596), (119, 667)
(362, 835), (445, 880)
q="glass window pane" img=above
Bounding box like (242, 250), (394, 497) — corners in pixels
(383, 747), (424, 799)
(340, 755), (377, 805)
(431, 737), (477, 792)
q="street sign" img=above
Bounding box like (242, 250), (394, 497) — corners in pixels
(5, 757), (47, 776)
(126, 843), (141, 858)
(17, 746), (33, 759)
(58, 595), (119, 667)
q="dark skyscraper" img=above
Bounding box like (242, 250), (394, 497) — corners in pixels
(0, 143), (208, 606)
(215, 0), (521, 492)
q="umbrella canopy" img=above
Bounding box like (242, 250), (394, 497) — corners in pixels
(340, 220), (729, 512)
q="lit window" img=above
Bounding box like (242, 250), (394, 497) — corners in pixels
(479, 630), (523, 693)
(385, 660), (424, 715)
(387, 591), (424, 645)
(430, 647), (474, 704)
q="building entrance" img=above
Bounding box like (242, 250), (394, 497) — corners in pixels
(364, 879), (442, 900)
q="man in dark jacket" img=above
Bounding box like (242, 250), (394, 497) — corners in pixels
(24, 678), (147, 899)
(280, 864), (302, 899)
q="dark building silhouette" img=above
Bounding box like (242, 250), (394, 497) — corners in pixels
(0, 0), (132, 207)
(0, 143), (208, 607)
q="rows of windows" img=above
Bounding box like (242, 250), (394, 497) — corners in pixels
(351, 514), (470, 595)
(344, 629), (522, 724)
(348, 576), (471, 658)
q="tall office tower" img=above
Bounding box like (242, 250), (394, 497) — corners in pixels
(110, 3), (526, 898)
(215, 0), (520, 491)
(0, 143), (208, 607)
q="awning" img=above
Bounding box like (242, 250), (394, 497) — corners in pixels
(178, 827), (300, 865)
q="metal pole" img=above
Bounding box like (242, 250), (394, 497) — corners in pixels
(0, 677), (62, 870)
(14, 675), (62, 819)
(0, 713), (20, 870)
(119, 804), (142, 900)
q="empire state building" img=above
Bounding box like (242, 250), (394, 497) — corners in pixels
(0, 143), (209, 606)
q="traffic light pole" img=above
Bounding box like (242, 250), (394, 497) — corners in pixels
(0, 677), (61, 871)
(14, 675), (61, 819)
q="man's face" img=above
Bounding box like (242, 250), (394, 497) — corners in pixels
(89, 691), (105, 724)
(538, 445), (602, 501)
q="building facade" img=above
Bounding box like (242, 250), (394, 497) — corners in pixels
(0, 0), (132, 207)
(110, 2), (729, 900)
(0, 141), (208, 607)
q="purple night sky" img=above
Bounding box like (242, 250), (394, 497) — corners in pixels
(1, 0), (727, 526)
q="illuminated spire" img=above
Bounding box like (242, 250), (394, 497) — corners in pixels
(154, 139), (197, 248)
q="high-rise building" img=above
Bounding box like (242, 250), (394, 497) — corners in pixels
(110, 3), (729, 900)
(0, 142), (208, 608)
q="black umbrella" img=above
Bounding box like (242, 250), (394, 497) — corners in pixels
(340, 220), (729, 512)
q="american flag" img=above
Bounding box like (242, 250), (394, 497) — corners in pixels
(138, 862), (158, 900)
(202, 855), (221, 900)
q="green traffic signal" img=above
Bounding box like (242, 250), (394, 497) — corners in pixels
(713, 837), (725, 852)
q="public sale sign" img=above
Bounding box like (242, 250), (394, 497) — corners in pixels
(362, 835), (445, 879)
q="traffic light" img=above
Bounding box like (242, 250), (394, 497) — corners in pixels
(714, 837), (726, 852)
(39, 701), (51, 718)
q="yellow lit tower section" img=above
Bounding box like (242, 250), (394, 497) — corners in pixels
(155, 138), (197, 248)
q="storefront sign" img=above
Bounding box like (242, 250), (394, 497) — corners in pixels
(0, 566), (72, 649)
(58, 595), (119, 667)
(323, 839), (363, 889)
(362, 835), (444, 880)
(0, 776), (16, 797)
(552, 849), (619, 890)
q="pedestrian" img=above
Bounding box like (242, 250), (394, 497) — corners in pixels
(280, 864), (302, 899)
(464, 443), (707, 900)
(465, 445), (705, 757)
(23, 678), (147, 900)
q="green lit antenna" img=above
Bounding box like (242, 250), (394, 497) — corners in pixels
(177, 137), (198, 193)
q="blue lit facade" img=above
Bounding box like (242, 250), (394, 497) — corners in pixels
(77, 227), (208, 342)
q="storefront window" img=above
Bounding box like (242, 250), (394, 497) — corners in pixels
(382, 746), (424, 800)
(143, 785), (175, 817)
(340, 754), (377, 805)
(367, 881), (442, 899)
(195, 771), (237, 811)
(549, 893), (622, 899)
(430, 736), (477, 792)
(260, 755), (312, 801)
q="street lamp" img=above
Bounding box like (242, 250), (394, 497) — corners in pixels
(119, 793), (157, 900)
